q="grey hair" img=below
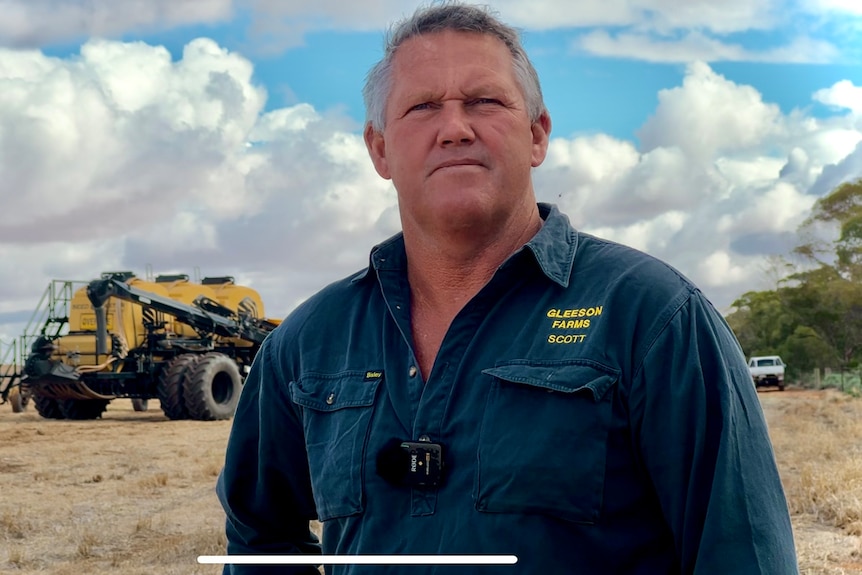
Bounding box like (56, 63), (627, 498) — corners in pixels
(362, 1), (546, 132)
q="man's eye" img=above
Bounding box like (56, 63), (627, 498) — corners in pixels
(472, 98), (501, 105)
(409, 102), (432, 112)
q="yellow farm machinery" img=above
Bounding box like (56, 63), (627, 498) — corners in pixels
(0, 271), (280, 420)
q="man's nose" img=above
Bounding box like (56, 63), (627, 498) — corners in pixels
(437, 103), (475, 146)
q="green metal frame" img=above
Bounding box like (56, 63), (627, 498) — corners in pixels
(0, 279), (88, 401)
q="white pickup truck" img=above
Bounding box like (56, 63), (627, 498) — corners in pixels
(748, 356), (786, 391)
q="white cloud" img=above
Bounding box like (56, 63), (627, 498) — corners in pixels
(717, 155), (787, 189)
(0, 0), (232, 47)
(516, 0), (777, 33)
(0, 39), (860, 349)
(638, 62), (784, 161)
(696, 251), (753, 288)
(0, 0), (855, 71)
(715, 182), (816, 236)
(246, 0), (782, 37)
(814, 80), (862, 115)
(0, 37), (267, 241)
(801, 0), (862, 15)
(587, 210), (689, 254)
(577, 30), (840, 64)
(0, 37), (398, 328)
(532, 61), (861, 312)
(235, 0), (854, 67)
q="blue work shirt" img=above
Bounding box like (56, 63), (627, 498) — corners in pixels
(217, 203), (798, 574)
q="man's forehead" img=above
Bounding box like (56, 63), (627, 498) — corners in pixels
(389, 31), (516, 88)
(393, 29), (510, 62)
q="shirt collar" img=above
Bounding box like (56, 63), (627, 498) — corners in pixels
(353, 202), (577, 288)
(523, 203), (577, 288)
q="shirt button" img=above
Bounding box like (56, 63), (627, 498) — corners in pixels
(326, 393), (335, 405)
(409, 366), (418, 377)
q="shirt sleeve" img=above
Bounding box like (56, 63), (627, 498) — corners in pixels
(628, 290), (799, 574)
(216, 334), (322, 575)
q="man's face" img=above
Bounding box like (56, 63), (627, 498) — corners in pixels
(365, 30), (551, 239)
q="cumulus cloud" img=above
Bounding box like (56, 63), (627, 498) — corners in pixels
(814, 80), (862, 116)
(0, 37), (397, 341)
(638, 62), (784, 161)
(808, 141), (862, 198)
(0, 38), (860, 345)
(241, 0), (406, 52)
(237, 0), (855, 66)
(0, 0), (232, 47)
(1, 0), (856, 71)
(0, 38), (267, 242)
(530, 61), (860, 311)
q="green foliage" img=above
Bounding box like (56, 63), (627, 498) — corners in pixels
(798, 179), (862, 279)
(728, 178), (862, 387)
(727, 290), (796, 356)
(779, 326), (836, 375)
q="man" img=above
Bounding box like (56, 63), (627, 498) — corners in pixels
(217, 3), (799, 574)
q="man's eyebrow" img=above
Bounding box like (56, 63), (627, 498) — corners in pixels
(401, 83), (512, 102)
(464, 82), (509, 95)
(403, 90), (440, 103)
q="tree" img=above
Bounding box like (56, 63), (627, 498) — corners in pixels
(780, 325), (836, 375)
(786, 178), (862, 369)
(796, 178), (862, 280)
(727, 290), (796, 356)
(725, 178), (862, 381)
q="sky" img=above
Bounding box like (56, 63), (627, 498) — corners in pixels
(0, 0), (861, 349)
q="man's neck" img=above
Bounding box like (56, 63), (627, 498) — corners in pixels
(405, 208), (543, 312)
(404, 207), (543, 380)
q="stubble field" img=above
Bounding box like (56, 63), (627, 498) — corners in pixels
(0, 389), (860, 574)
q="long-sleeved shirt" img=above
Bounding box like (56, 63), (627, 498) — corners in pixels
(217, 203), (799, 574)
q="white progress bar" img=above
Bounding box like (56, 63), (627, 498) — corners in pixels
(198, 555), (518, 565)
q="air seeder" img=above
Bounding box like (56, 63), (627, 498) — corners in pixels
(0, 271), (280, 420)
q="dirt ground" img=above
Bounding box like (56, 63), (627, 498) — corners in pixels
(0, 389), (860, 573)
(0, 401), (230, 574)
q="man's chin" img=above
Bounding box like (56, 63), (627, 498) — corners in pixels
(422, 199), (507, 234)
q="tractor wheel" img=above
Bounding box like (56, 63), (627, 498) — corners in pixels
(184, 352), (242, 421)
(33, 394), (65, 419)
(131, 398), (149, 412)
(59, 399), (109, 420)
(9, 387), (29, 413)
(158, 354), (200, 420)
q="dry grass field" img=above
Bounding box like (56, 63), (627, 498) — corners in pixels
(762, 389), (862, 574)
(0, 389), (860, 574)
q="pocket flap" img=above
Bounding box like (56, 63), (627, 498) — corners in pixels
(482, 361), (618, 401)
(290, 371), (382, 412)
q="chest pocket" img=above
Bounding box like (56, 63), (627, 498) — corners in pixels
(475, 360), (618, 524)
(289, 371), (382, 521)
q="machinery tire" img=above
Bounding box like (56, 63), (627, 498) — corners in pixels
(9, 387), (28, 413)
(59, 399), (109, 420)
(158, 354), (200, 420)
(184, 352), (242, 421)
(33, 394), (65, 419)
(131, 398), (149, 412)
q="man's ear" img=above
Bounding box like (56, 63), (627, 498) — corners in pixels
(364, 123), (391, 179)
(530, 111), (552, 168)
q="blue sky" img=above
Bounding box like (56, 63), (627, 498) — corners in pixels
(0, 0), (861, 344)
(36, 5), (862, 141)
